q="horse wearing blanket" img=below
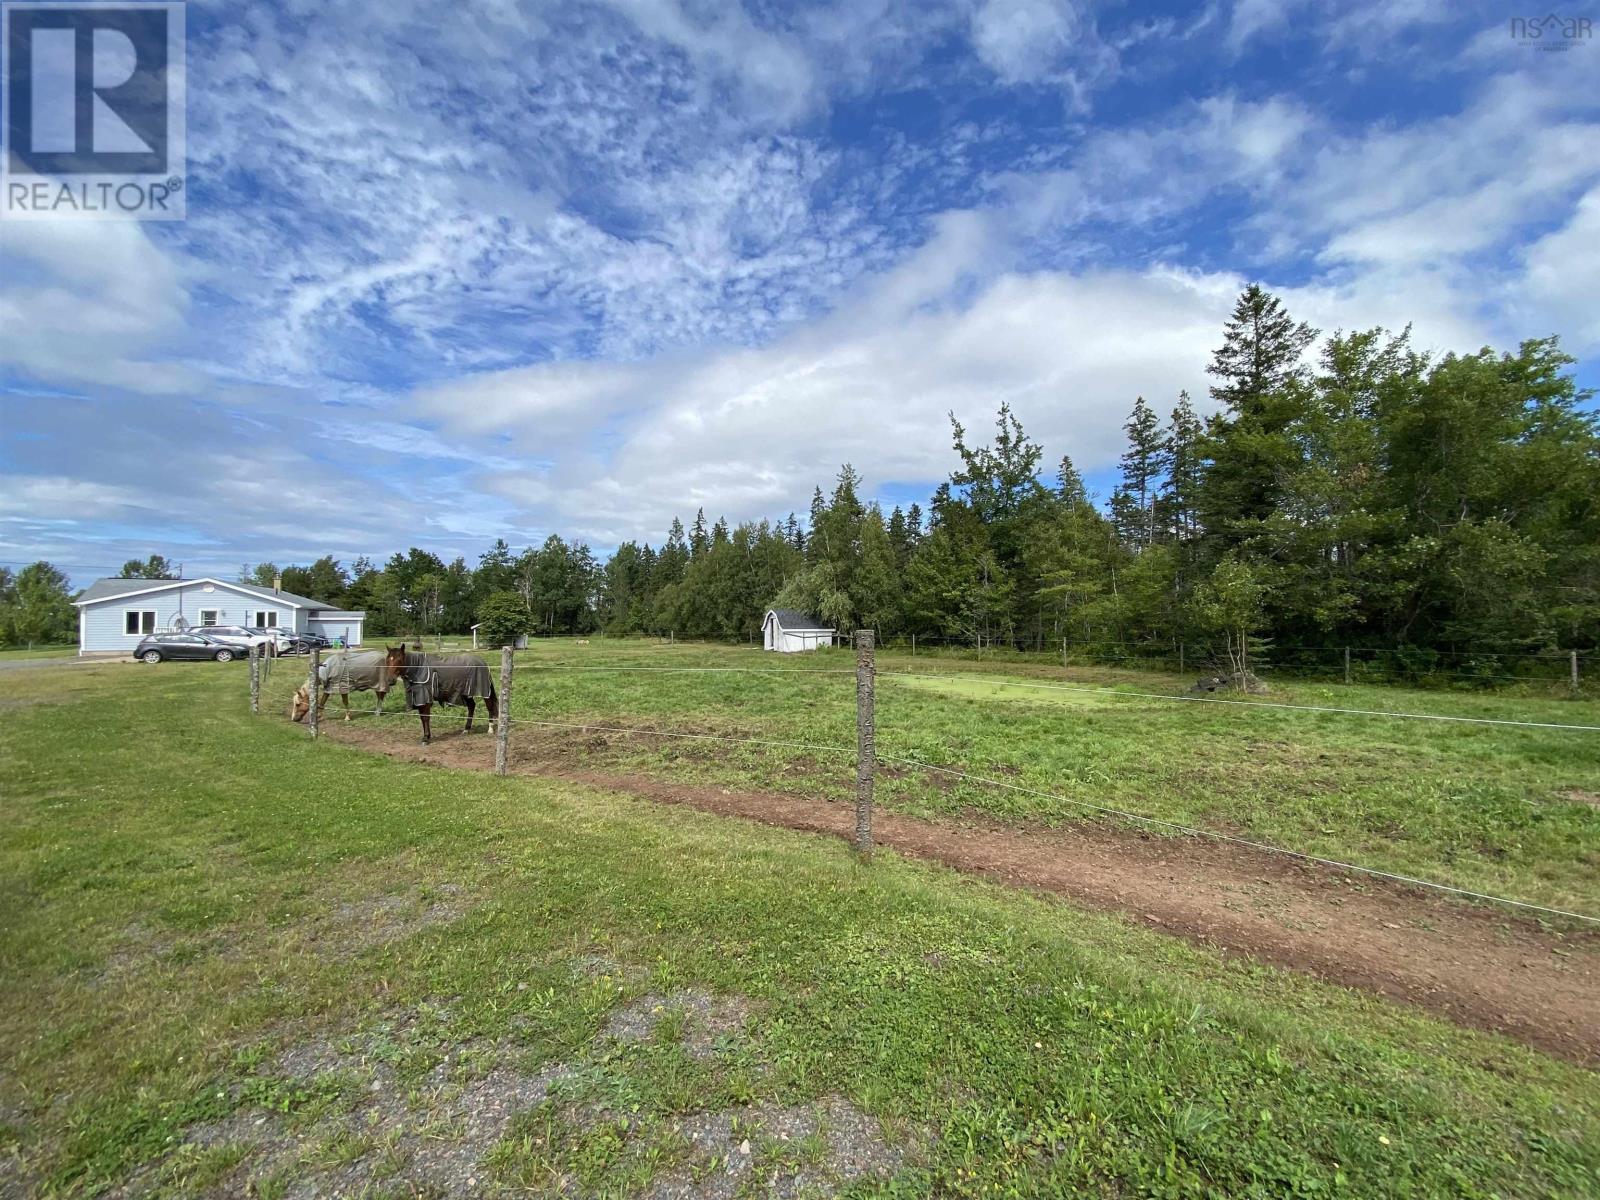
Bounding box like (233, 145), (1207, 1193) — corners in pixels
(291, 650), (392, 723)
(382, 645), (498, 743)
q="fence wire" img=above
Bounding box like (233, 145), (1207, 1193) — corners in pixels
(256, 650), (1600, 927)
(876, 671), (1600, 733)
(264, 704), (1600, 928)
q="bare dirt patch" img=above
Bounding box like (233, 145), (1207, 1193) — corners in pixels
(323, 882), (469, 953)
(328, 720), (1600, 1065)
(135, 978), (873, 1197)
(160, 1001), (574, 1197)
(648, 1097), (905, 1200)
(1556, 787), (1600, 809)
(602, 989), (755, 1060)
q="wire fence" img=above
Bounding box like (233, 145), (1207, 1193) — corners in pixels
(248, 641), (1600, 930)
(860, 633), (1595, 692)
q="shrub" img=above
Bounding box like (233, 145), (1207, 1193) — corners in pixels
(475, 590), (532, 648)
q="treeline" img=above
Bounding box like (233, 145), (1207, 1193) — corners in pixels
(231, 541), (599, 641)
(597, 285), (1600, 669)
(0, 563), (76, 648)
(8, 286), (1597, 671)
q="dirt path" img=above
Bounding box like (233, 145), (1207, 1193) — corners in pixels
(326, 721), (1600, 1065)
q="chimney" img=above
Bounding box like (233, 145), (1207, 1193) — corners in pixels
(273, 573), (282, 594)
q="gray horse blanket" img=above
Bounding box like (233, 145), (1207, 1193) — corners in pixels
(318, 650), (389, 696)
(400, 651), (495, 710)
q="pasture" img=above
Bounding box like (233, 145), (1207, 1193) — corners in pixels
(2, 652), (1598, 1197)
(332, 637), (1600, 915)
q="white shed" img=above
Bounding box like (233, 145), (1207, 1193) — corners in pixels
(762, 608), (836, 652)
(471, 624), (529, 649)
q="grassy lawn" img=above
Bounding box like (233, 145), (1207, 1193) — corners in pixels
(292, 638), (1600, 916)
(3, 660), (1598, 1196)
(0, 646), (78, 660)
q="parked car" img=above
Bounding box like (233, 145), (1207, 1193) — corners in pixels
(196, 624), (277, 653)
(279, 632), (332, 655)
(248, 625), (295, 652)
(133, 632), (245, 663)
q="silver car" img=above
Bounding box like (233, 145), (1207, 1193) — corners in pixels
(197, 624), (277, 653)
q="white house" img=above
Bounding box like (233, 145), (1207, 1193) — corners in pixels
(762, 608), (836, 652)
(73, 576), (366, 655)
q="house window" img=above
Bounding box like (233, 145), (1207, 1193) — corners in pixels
(198, 609), (220, 626)
(254, 611), (278, 628)
(124, 610), (156, 635)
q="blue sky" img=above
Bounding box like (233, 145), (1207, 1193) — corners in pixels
(2, 0), (1598, 587)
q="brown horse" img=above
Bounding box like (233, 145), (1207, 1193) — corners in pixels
(381, 644), (497, 743)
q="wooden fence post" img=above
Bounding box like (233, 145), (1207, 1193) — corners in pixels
(854, 629), (875, 857)
(249, 643), (260, 713)
(1178, 643), (1185, 675)
(1344, 646), (1352, 685)
(1573, 649), (1581, 694)
(496, 645), (513, 776)
(910, 633), (915, 657)
(307, 648), (321, 740)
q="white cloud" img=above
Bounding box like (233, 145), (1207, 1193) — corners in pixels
(0, 222), (201, 394)
(417, 252), (1488, 546)
(1513, 186), (1600, 352)
(4, 0), (1599, 583)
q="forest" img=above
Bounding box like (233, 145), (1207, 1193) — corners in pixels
(6, 287), (1598, 675)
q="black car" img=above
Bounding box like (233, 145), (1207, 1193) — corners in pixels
(279, 632), (332, 655)
(133, 632), (243, 663)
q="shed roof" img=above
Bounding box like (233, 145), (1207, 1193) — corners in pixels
(74, 576), (338, 610)
(766, 607), (834, 631)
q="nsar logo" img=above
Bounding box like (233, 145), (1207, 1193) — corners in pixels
(1509, 13), (1593, 50)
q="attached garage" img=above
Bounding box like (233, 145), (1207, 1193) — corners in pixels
(73, 576), (365, 654)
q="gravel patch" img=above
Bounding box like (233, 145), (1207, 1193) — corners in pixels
(648, 1097), (904, 1199)
(161, 999), (574, 1196)
(602, 989), (754, 1059)
(325, 883), (469, 953)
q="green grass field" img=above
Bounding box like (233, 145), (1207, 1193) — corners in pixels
(0, 646), (78, 660)
(2, 659), (1598, 1197)
(304, 638), (1600, 916)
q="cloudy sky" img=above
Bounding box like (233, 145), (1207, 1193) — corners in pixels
(3, 0), (1598, 586)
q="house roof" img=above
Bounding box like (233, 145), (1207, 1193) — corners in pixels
(766, 607), (835, 631)
(74, 576), (339, 610)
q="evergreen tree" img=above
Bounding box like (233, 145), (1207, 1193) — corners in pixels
(1199, 284), (1319, 538)
(887, 506), (912, 568)
(1055, 455), (1086, 505)
(1118, 396), (1164, 550)
(690, 509), (709, 558)
(1160, 393), (1203, 543)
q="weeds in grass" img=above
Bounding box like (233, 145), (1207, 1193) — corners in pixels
(0, 657), (1597, 1197)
